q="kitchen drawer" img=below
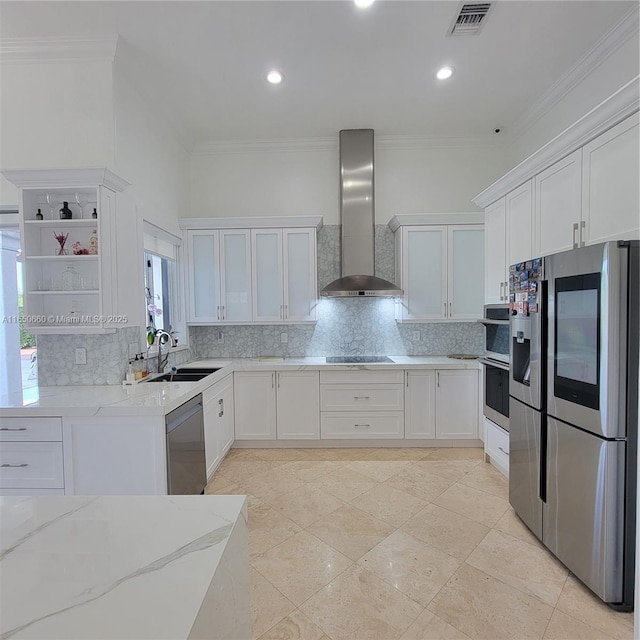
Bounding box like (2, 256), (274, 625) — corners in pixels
(485, 418), (509, 477)
(0, 417), (62, 442)
(321, 412), (404, 439)
(0, 488), (65, 496)
(0, 442), (64, 489)
(320, 371), (403, 385)
(320, 385), (404, 411)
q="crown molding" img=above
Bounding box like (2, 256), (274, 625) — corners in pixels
(179, 215), (324, 231)
(191, 133), (504, 156)
(473, 77), (639, 208)
(510, 5), (639, 140)
(0, 35), (119, 64)
(1, 168), (130, 192)
(388, 213), (484, 232)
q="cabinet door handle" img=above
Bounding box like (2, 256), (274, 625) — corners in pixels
(406, 371), (409, 388)
(221, 305), (225, 320)
(443, 302), (446, 315)
(354, 424), (370, 428)
(271, 373), (275, 388)
(498, 446), (510, 457)
(216, 305), (220, 321)
(572, 223), (579, 249)
(1, 463), (28, 468)
(353, 396), (370, 400)
(284, 304), (288, 318)
(0, 428), (27, 431)
(580, 221), (586, 247)
(277, 372), (280, 388)
(499, 281), (503, 301)
(280, 304), (283, 319)
(449, 301), (452, 316)
(437, 371), (440, 387)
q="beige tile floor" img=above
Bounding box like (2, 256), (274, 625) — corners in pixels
(206, 447), (634, 640)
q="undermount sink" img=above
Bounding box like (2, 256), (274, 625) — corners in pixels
(176, 367), (222, 374)
(143, 370), (219, 383)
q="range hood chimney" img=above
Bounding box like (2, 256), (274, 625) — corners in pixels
(320, 129), (403, 297)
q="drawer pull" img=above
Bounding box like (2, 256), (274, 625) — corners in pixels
(0, 428), (27, 431)
(1, 463), (29, 468)
(498, 446), (509, 457)
(354, 424), (370, 428)
(353, 396), (370, 400)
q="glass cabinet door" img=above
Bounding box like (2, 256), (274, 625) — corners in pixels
(449, 225), (484, 319)
(283, 229), (316, 322)
(252, 229), (283, 322)
(402, 226), (446, 320)
(188, 230), (220, 322)
(220, 230), (252, 322)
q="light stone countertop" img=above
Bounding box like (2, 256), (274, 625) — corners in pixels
(0, 495), (249, 640)
(0, 356), (480, 418)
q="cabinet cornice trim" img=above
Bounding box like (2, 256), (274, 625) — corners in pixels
(473, 76), (639, 208)
(179, 215), (323, 230)
(388, 213), (484, 232)
(0, 35), (119, 63)
(1, 168), (130, 191)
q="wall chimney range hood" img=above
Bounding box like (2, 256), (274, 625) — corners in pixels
(320, 129), (403, 297)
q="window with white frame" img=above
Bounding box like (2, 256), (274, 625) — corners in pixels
(143, 222), (184, 348)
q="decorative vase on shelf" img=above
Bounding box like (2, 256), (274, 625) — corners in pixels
(89, 230), (98, 255)
(59, 202), (73, 220)
(54, 231), (69, 255)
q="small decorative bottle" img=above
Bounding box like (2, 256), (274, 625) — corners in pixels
(59, 202), (73, 220)
(91, 208), (98, 219)
(89, 229), (98, 255)
(36, 208), (43, 220)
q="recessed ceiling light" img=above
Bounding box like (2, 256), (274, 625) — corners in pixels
(266, 70), (284, 85)
(354, 0), (375, 8)
(436, 66), (454, 80)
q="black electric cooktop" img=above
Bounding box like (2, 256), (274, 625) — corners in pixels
(325, 356), (394, 364)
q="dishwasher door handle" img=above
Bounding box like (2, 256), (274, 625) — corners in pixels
(166, 402), (203, 433)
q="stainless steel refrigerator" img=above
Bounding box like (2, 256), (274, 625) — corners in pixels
(508, 241), (638, 610)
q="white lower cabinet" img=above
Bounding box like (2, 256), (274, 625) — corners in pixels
(405, 370), (436, 439)
(203, 375), (235, 478)
(405, 369), (479, 439)
(234, 370), (319, 440)
(484, 418), (509, 477)
(0, 417), (64, 494)
(277, 371), (320, 439)
(435, 370), (479, 439)
(320, 370), (404, 439)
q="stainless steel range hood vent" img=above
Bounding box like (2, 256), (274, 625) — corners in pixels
(320, 129), (403, 297)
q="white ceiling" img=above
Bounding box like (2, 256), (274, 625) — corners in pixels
(1, 1), (637, 146)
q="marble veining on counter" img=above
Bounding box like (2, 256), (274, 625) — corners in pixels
(0, 495), (250, 640)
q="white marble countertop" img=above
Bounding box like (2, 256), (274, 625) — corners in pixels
(0, 495), (248, 640)
(0, 356), (480, 417)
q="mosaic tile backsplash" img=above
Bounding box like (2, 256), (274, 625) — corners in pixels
(35, 224), (482, 384)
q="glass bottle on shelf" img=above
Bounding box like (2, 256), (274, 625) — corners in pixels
(92, 208), (98, 219)
(61, 265), (81, 291)
(36, 208), (43, 220)
(59, 202), (73, 220)
(89, 229), (98, 255)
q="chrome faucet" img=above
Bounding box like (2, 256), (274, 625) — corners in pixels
(154, 329), (172, 374)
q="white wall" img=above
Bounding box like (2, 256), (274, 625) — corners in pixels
(113, 64), (189, 238)
(0, 60), (115, 206)
(189, 141), (510, 224)
(510, 32), (639, 165)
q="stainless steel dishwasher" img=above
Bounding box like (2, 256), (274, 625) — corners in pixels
(165, 394), (206, 494)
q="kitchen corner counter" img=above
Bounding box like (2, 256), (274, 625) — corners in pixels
(0, 356), (480, 417)
(0, 495), (251, 640)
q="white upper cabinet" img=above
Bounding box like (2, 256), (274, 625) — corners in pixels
(395, 220), (484, 321)
(4, 168), (135, 334)
(535, 149), (583, 257)
(581, 114), (639, 245)
(484, 198), (507, 305)
(187, 229), (251, 323)
(505, 180), (533, 265)
(252, 228), (317, 323)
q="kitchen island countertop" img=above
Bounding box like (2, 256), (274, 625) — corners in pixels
(0, 356), (480, 417)
(0, 494), (250, 640)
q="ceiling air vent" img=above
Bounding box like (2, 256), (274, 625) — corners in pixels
(449, 2), (492, 36)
